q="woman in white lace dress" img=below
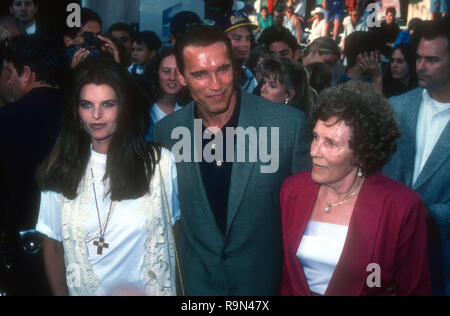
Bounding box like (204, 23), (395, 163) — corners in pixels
(36, 58), (180, 296)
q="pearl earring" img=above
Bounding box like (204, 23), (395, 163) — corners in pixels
(358, 167), (363, 177)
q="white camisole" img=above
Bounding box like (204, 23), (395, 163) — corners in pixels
(297, 221), (349, 295)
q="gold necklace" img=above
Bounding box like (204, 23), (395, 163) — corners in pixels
(89, 168), (114, 255)
(322, 177), (364, 213)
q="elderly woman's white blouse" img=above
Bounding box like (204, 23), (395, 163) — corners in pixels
(36, 148), (180, 296)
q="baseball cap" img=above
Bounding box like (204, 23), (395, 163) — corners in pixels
(214, 10), (258, 34)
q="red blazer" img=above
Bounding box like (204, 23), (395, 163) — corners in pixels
(280, 172), (432, 296)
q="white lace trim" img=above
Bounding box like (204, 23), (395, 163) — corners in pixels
(61, 149), (177, 296)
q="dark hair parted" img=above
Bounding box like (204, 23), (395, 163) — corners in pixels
(259, 57), (313, 113)
(305, 62), (332, 95)
(386, 7), (396, 17)
(148, 47), (176, 102)
(310, 81), (401, 177)
(108, 23), (135, 40)
(174, 25), (233, 75)
(134, 31), (162, 52)
(383, 42), (418, 97)
(258, 26), (299, 53)
(38, 57), (160, 201)
(7, 34), (65, 87)
(420, 19), (450, 52)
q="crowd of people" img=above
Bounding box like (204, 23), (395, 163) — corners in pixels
(0, 0), (449, 297)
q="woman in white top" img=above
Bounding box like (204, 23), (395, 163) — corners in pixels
(36, 58), (180, 296)
(146, 47), (184, 141)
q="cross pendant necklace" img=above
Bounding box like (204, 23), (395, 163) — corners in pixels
(91, 168), (113, 256)
(93, 237), (109, 255)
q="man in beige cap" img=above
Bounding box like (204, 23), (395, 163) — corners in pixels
(215, 10), (258, 93)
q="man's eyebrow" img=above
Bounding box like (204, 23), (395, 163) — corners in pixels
(218, 64), (232, 70)
(190, 70), (207, 76)
(417, 53), (441, 60)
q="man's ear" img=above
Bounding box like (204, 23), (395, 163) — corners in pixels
(177, 69), (188, 87)
(20, 65), (33, 86)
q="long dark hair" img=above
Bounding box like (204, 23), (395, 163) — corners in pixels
(38, 58), (160, 201)
(149, 46), (178, 102)
(147, 46), (191, 106)
(259, 57), (313, 113)
(383, 42), (418, 97)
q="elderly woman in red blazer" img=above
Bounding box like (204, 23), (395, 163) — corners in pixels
(280, 81), (431, 296)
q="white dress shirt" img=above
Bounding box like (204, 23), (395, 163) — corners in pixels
(309, 19), (326, 43)
(128, 63), (145, 75)
(413, 90), (450, 184)
(150, 102), (182, 126)
(26, 22), (36, 35)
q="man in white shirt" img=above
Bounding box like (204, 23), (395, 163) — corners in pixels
(383, 19), (450, 296)
(9, 0), (38, 35)
(308, 7), (326, 43)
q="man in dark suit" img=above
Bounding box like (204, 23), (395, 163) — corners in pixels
(153, 25), (311, 295)
(383, 19), (450, 296)
(0, 35), (63, 295)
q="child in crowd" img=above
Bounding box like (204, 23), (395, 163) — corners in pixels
(128, 31), (162, 76)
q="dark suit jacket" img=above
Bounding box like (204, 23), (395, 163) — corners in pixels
(0, 87), (61, 295)
(153, 89), (311, 295)
(280, 172), (431, 296)
(383, 88), (450, 295)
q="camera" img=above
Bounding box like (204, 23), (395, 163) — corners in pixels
(66, 32), (106, 63)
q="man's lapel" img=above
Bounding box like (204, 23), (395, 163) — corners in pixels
(414, 120), (450, 190)
(402, 89), (423, 187)
(225, 91), (259, 237)
(326, 175), (384, 296)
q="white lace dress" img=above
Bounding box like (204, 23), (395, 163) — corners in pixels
(36, 148), (180, 296)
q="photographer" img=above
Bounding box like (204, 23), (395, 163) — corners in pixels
(62, 8), (119, 69)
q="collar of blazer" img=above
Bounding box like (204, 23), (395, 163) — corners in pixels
(396, 88), (450, 190)
(181, 89), (264, 238)
(413, 117), (450, 190)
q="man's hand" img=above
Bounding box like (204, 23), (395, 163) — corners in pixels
(98, 35), (120, 64)
(70, 47), (90, 69)
(357, 51), (382, 93)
